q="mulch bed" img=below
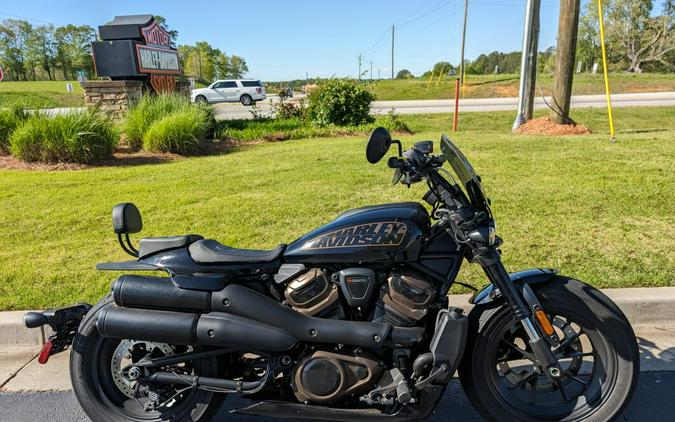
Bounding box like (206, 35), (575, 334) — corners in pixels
(515, 117), (591, 136)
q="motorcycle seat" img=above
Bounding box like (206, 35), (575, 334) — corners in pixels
(138, 234), (204, 258)
(189, 239), (286, 264)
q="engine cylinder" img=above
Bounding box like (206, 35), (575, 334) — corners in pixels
(374, 272), (436, 326)
(284, 268), (343, 318)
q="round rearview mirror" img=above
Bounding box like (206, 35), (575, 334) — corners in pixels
(366, 127), (392, 164)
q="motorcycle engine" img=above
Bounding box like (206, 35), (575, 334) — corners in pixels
(292, 350), (383, 403)
(284, 268), (344, 319)
(373, 272), (436, 326)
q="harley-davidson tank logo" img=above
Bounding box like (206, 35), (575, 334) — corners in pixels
(302, 222), (408, 249)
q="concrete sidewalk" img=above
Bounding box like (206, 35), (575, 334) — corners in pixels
(1, 287), (673, 392)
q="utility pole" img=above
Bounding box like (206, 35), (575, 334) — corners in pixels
(550, 0), (581, 124)
(523, 0), (541, 120)
(391, 25), (395, 79)
(459, 0), (469, 87)
(512, 0), (538, 131)
(358, 54), (362, 81)
(370, 60), (373, 80)
(378, 68), (381, 80)
(197, 48), (203, 81)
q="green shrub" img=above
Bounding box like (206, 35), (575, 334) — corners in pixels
(124, 94), (193, 150)
(9, 110), (118, 163)
(143, 108), (209, 154)
(273, 99), (306, 120)
(373, 110), (411, 134)
(307, 79), (375, 126)
(0, 105), (28, 153)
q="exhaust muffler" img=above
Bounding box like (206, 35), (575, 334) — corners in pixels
(97, 304), (297, 351)
(107, 276), (422, 349)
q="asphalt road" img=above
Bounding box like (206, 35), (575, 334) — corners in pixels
(212, 91), (675, 120)
(1, 372), (672, 422)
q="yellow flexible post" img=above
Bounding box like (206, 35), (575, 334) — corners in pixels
(426, 69), (436, 90)
(436, 66), (445, 88)
(597, 0), (616, 142)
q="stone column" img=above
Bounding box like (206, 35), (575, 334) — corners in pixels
(81, 80), (146, 117)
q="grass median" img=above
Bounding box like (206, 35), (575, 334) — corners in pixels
(0, 80), (84, 108)
(0, 106), (673, 310)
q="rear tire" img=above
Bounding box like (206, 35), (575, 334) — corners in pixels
(195, 95), (208, 104)
(459, 276), (639, 422)
(70, 296), (224, 422)
(240, 94), (253, 106)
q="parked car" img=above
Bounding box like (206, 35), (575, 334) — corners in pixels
(191, 79), (266, 106)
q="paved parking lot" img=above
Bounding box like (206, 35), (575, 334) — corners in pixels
(1, 372), (673, 421)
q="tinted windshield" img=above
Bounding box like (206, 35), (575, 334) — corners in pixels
(440, 135), (491, 214)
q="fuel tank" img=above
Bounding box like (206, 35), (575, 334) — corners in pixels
(284, 202), (430, 264)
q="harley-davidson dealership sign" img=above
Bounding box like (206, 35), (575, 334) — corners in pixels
(91, 15), (181, 92)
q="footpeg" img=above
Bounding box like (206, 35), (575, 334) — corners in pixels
(391, 368), (411, 404)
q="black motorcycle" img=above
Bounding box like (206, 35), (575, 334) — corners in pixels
(25, 128), (639, 421)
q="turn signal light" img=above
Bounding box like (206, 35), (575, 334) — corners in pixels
(534, 309), (555, 336)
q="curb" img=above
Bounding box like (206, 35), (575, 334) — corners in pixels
(0, 287), (673, 352)
(446, 286), (675, 326)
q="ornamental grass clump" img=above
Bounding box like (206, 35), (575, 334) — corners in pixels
(124, 94), (192, 150)
(142, 107), (210, 154)
(9, 110), (118, 163)
(0, 105), (28, 153)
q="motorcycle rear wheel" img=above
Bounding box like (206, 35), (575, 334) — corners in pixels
(70, 295), (225, 422)
(459, 276), (639, 422)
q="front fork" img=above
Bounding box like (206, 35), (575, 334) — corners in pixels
(480, 250), (564, 382)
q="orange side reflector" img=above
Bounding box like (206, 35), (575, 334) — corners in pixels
(534, 309), (555, 336)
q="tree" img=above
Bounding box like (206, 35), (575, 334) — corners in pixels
(395, 69), (414, 79)
(54, 24), (95, 79)
(577, 0), (603, 72)
(605, 0), (674, 72)
(153, 15), (179, 48)
(228, 55), (248, 78)
(26, 25), (57, 80)
(0, 19), (32, 80)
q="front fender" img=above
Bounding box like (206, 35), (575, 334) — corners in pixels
(469, 268), (558, 306)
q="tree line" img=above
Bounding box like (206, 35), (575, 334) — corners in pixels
(0, 16), (249, 82)
(396, 0), (673, 79)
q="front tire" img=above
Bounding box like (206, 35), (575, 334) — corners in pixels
(459, 276), (639, 422)
(70, 296), (224, 422)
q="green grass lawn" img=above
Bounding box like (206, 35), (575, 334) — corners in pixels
(0, 106), (673, 310)
(0, 80), (85, 108)
(369, 72), (675, 100)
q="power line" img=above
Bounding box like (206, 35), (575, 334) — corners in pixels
(361, 27), (390, 56)
(393, 0), (438, 25)
(0, 10), (62, 25)
(469, 1), (555, 8)
(398, 0), (458, 27)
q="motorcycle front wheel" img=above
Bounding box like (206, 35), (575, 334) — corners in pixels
(70, 295), (225, 422)
(459, 276), (639, 422)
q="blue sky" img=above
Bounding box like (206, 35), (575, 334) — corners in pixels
(2, 0), (564, 81)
